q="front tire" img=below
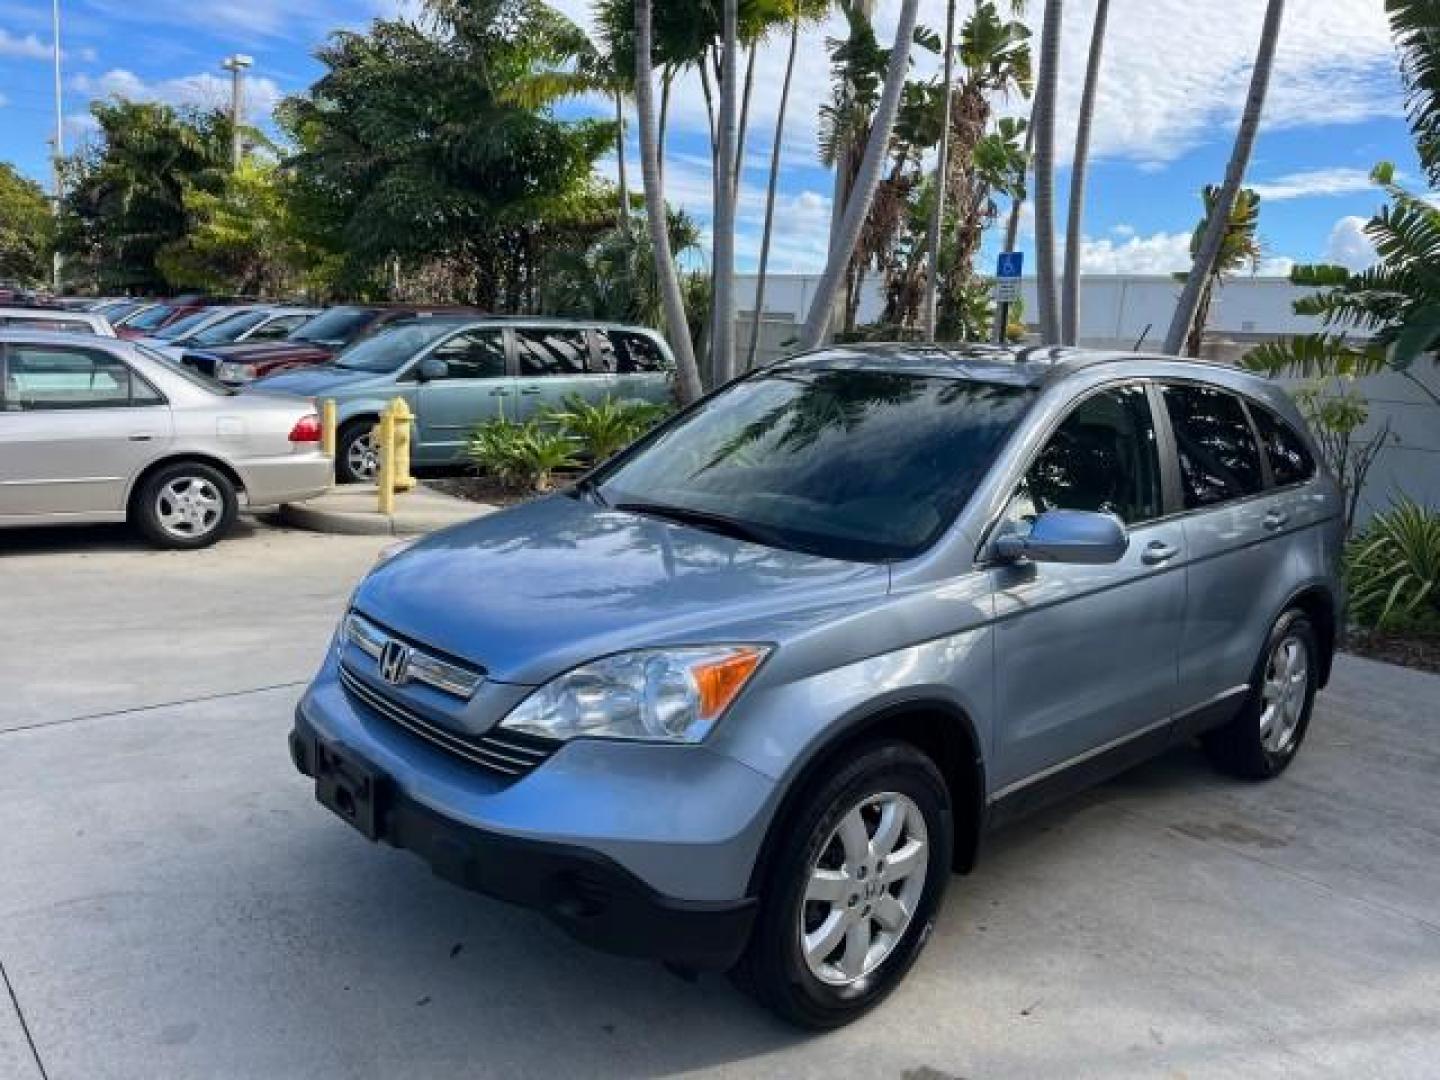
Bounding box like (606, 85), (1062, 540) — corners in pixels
(734, 741), (952, 1029)
(132, 462), (238, 549)
(1203, 610), (1318, 780)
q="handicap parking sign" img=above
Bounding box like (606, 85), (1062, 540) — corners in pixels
(994, 252), (1024, 302)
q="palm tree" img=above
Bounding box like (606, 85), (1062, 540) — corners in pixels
(1061, 0), (1109, 345)
(1177, 185), (1262, 357)
(711, 0), (740, 385)
(634, 0), (703, 402)
(798, 0), (924, 349)
(1031, 0), (1063, 345)
(747, 0), (806, 369)
(921, 0), (958, 342)
(1165, 0), (1285, 355)
(992, 104), (1034, 340)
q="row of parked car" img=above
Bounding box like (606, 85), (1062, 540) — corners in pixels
(0, 294), (679, 547)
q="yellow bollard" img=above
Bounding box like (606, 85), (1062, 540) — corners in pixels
(319, 399), (337, 459)
(375, 409), (396, 516)
(389, 397), (416, 493)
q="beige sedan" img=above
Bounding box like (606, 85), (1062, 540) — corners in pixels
(0, 332), (332, 548)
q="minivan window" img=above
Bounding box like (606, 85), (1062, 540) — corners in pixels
(1007, 384), (1162, 527)
(429, 330), (507, 379)
(595, 368), (1034, 562)
(334, 322), (458, 373)
(1161, 383), (1266, 508)
(1251, 404), (1316, 487)
(615, 332), (670, 373)
(516, 329), (588, 376)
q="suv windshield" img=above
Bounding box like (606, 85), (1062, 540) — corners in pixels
(334, 321), (462, 373)
(290, 307), (378, 346)
(595, 366), (1034, 562)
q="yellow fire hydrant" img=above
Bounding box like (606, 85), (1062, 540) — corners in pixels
(374, 397), (417, 515)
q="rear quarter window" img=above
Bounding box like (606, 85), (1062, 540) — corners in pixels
(1251, 403), (1316, 487)
(1161, 383), (1266, 508)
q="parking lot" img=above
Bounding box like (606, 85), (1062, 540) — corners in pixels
(2, 518), (1438, 1079)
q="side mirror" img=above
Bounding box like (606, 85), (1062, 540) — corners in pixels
(416, 356), (448, 382)
(992, 509), (1129, 566)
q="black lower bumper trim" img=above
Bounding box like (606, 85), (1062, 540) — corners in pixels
(290, 710), (756, 971)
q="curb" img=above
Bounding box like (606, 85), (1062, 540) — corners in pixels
(278, 485), (497, 537)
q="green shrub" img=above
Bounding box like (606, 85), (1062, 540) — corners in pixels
(465, 416), (579, 493)
(541, 394), (669, 461)
(1345, 498), (1440, 628)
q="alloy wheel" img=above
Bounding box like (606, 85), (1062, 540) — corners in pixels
(1260, 633), (1309, 754)
(799, 791), (929, 987)
(347, 431), (379, 482)
(154, 477), (223, 540)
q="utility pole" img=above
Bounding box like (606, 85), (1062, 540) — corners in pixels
(51, 0), (64, 294)
(221, 54), (253, 170)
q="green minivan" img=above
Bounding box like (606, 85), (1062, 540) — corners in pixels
(249, 317), (676, 482)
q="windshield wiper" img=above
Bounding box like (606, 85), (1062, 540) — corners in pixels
(570, 475), (609, 507)
(615, 501), (788, 549)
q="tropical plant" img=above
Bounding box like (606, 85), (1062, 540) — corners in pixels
(798, 0), (924, 349)
(542, 394), (670, 460)
(1031, 0), (1063, 344)
(1061, 0), (1110, 345)
(1292, 379), (1393, 536)
(57, 100), (233, 293)
(1346, 498), (1440, 628)
(278, 0), (615, 309)
(0, 163), (54, 284)
(1166, 0), (1285, 355)
(466, 415), (580, 492)
(1173, 185), (1263, 357)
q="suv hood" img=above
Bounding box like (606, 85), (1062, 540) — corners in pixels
(353, 494), (890, 685)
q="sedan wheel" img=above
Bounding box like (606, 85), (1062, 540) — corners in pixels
(154, 476), (225, 541)
(133, 462), (238, 550)
(337, 423), (380, 484)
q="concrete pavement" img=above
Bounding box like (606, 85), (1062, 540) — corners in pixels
(1, 518), (1438, 1078)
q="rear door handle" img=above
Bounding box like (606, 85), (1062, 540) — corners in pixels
(1264, 510), (1289, 531)
(488, 389), (510, 396)
(519, 388), (542, 396)
(1141, 541), (1179, 565)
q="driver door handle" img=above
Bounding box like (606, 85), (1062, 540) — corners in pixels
(1141, 541), (1179, 565)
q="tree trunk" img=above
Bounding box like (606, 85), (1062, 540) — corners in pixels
(1032, 0), (1064, 345)
(747, 4), (801, 371)
(922, 0), (958, 342)
(1061, 0), (1109, 346)
(634, 0), (702, 403)
(798, 0), (922, 350)
(614, 89), (630, 229)
(1165, 0), (1284, 355)
(993, 106), (1036, 341)
(711, 0), (739, 385)
(658, 65), (673, 189)
(733, 43), (757, 202)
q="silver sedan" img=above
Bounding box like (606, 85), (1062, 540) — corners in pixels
(0, 332), (332, 548)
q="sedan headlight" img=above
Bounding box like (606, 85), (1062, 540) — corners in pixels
(216, 361), (256, 383)
(500, 645), (770, 744)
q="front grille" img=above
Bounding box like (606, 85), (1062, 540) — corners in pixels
(339, 665), (558, 779)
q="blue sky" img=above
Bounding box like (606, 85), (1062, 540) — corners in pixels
(0, 0), (1414, 276)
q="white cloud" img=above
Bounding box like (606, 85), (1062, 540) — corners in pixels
(1323, 215), (1378, 271)
(1251, 168), (1380, 201)
(1076, 231), (1194, 275)
(0, 27), (49, 59)
(72, 68), (284, 124)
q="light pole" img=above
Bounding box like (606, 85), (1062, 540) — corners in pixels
(221, 54), (253, 170)
(51, 0), (64, 293)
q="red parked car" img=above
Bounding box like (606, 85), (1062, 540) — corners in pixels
(182, 304), (484, 384)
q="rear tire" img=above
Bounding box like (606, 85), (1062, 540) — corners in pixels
(132, 462), (238, 550)
(732, 741), (952, 1029)
(335, 420), (379, 485)
(1203, 610), (1318, 780)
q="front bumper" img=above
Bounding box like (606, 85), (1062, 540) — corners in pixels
(290, 705), (760, 970)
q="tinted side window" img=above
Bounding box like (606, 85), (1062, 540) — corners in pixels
(515, 329), (588, 376)
(430, 330), (507, 379)
(592, 331), (619, 373)
(1251, 403), (1316, 487)
(615, 332), (670, 374)
(1161, 383), (1265, 508)
(1007, 384), (1163, 527)
(3, 345), (154, 410)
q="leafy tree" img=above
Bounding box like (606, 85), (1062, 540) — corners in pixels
(280, 0), (616, 309)
(0, 163), (54, 284)
(57, 101), (232, 293)
(156, 160), (312, 296)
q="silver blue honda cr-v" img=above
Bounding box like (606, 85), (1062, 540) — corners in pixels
(290, 344), (1343, 1028)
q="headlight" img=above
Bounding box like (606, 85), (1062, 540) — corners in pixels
(500, 645), (770, 744)
(216, 361), (255, 383)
